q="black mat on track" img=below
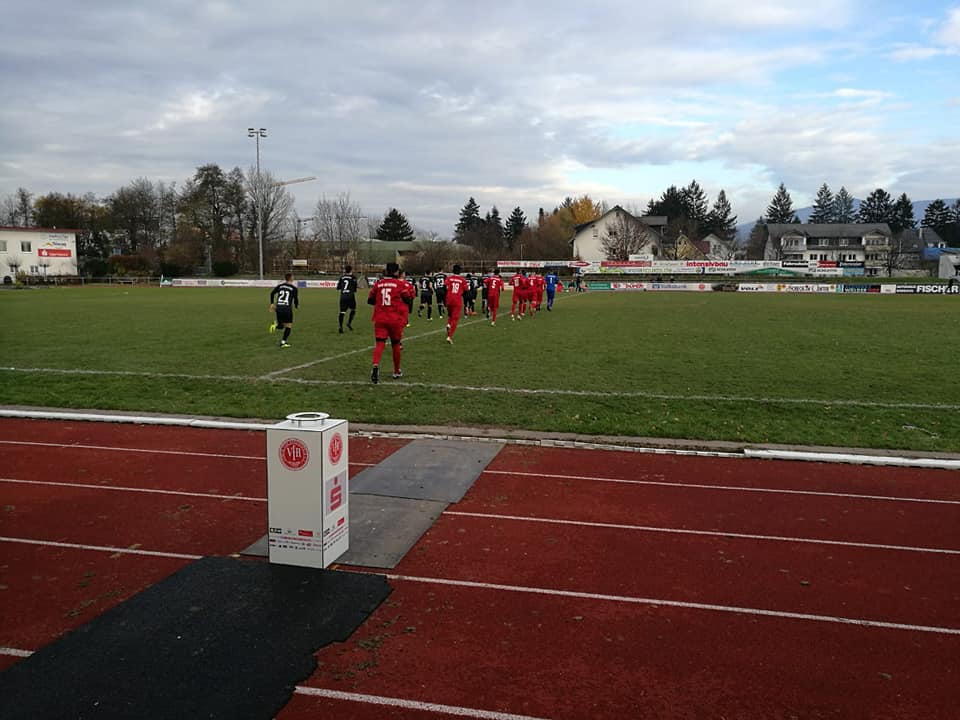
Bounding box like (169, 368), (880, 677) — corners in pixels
(0, 556), (391, 720)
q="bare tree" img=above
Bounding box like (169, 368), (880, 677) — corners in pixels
(312, 192), (366, 266)
(247, 167), (296, 271)
(601, 212), (658, 261)
(879, 235), (909, 278)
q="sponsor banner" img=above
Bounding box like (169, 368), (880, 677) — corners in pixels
(170, 278), (338, 289)
(881, 284), (897, 294)
(841, 284), (882, 293)
(896, 284), (960, 295)
(782, 260), (809, 268)
(609, 282), (648, 291)
(37, 248), (72, 257)
(585, 281), (611, 290)
(738, 283), (772, 292)
(842, 266), (865, 277)
(291, 259), (308, 267)
(601, 260), (652, 268)
(774, 283), (839, 294)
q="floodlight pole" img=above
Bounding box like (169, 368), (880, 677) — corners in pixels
(248, 127), (267, 279)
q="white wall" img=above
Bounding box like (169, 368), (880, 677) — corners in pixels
(0, 228), (78, 277)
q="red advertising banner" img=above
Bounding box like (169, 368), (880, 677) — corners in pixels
(38, 248), (72, 257)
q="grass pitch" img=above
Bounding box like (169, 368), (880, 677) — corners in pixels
(1, 285), (958, 452)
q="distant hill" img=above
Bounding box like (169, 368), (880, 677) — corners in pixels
(736, 198), (958, 242)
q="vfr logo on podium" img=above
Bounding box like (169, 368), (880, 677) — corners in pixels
(328, 432), (344, 465)
(279, 438), (309, 470)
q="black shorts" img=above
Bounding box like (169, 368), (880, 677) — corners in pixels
(339, 295), (357, 312)
(436, 289), (447, 304)
(419, 292), (433, 305)
(276, 307), (294, 325)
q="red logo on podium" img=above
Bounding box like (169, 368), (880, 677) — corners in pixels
(279, 438), (309, 470)
(328, 432), (343, 465)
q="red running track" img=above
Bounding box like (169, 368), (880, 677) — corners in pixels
(1, 418), (958, 719)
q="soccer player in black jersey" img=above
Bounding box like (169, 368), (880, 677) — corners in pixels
(269, 273), (299, 348)
(336, 265), (359, 333)
(433, 269), (447, 317)
(417, 274), (435, 319)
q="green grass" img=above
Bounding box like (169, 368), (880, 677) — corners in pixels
(1, 285), (958, 452)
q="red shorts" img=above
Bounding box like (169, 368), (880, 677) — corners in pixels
(375, 320), (405, 342)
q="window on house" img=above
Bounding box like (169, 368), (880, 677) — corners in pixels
(0, 240), (6, 252)
(21, 241), (32, 252)
(29, 265), (39, 274)
(592, 226), (598, 238)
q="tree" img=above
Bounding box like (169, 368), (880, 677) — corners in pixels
(454, 197), (482, 241)
(376, 208), (415, 242)
(600, 210), (657, 261)
(833, 186), (856, 223)
(878, 235), (909, 278)
(33, 192), (111, 272)
(704, 189), (737, 242)
(922, 199), (952, 228)
(108, 177), (160, 256)
(681, 180), (709, 226)
(744, 219), (768, 259)
(856, 188), (893, 224)
(313, 192), (365, 265)
(765, 183), (797, 224)
(808, 183), (835, 223)
(504, 206), (527, 250)
(561, 195), (604, 225)
(889, 193), (916, 234)
(179, 164), (230, 271)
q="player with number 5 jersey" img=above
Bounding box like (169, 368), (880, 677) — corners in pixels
(367, 262), (415, 384)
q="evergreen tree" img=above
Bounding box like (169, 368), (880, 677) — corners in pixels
(376, 208), (415, 242)
(646, 185), (687, 221)
(504, 206), (527, 249)
(808, 183), (835, 223)
(765, 183), (796, 224)
(484, 207), (504, 247)
(454, 197), (482, 241)
(682, 180), (709, 225)
(856, 188), (893, 224)
(922, 199), (953, 228)
(889, 193), (916, 234)
(705, 189), (737, 242)
(833, 186), (855, 223)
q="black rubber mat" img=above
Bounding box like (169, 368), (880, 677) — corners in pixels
(349, 439), (502, 502)
(0, 556), (391, 720)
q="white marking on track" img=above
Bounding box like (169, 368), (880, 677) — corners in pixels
(483, 469), (960, 506)
(293, 687), (551, 720)
(386, 573), (960, 636)
(0, 536), (202, 560)
(0, 647), (32, 658)
(0, 439), (263, 460)
(444, 511), (960, 555)
(0, 477), (266, 503)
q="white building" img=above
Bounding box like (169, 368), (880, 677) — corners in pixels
(0, 227), (79, 279)
(570, 206), (666, 262)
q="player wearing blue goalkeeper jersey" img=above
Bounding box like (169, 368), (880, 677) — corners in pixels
(545, 270), (559, 311)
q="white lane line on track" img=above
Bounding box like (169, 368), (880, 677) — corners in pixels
(385, 574), (960, 636)
(443, 511), (960, 555)
(4, 366), (958, 411)
(3, 536), (957, 636)
(0, 439), (263, 460)
(0, 536), (202, 560)
(293, 687), (551, 720)
(1, 438), (954, 504)
(0, 478), (266, 503)
(0, 647), (550, 720)
(5, 478), (953, 555)
(483, 469), (960, 506)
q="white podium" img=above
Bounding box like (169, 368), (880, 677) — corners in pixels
(265, 412), (349, 568)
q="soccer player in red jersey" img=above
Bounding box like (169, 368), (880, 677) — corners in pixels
(532, 272), (545, 314)
(509, 269), (524, 319)
(368, 262), (415, 384)
(483, 268), (505, 325)
(443, 264), (468, 344)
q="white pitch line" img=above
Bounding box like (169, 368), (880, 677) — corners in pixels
(0, 536), (202, 560)
(4, 366), (958, 411)
(293, 687), (551, 720)
(0, 478), (266, 503)
(443, 511), (960, 555)
(483, 469), (960, 506)
(386, 573), (960, 636)
(262, 317), (486, 378)
(0, 649), (551, 720)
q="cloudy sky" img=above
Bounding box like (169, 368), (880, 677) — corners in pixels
(1, 0), (958, 234)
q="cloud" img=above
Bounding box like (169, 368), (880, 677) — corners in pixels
(936, 7), (960, 46)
